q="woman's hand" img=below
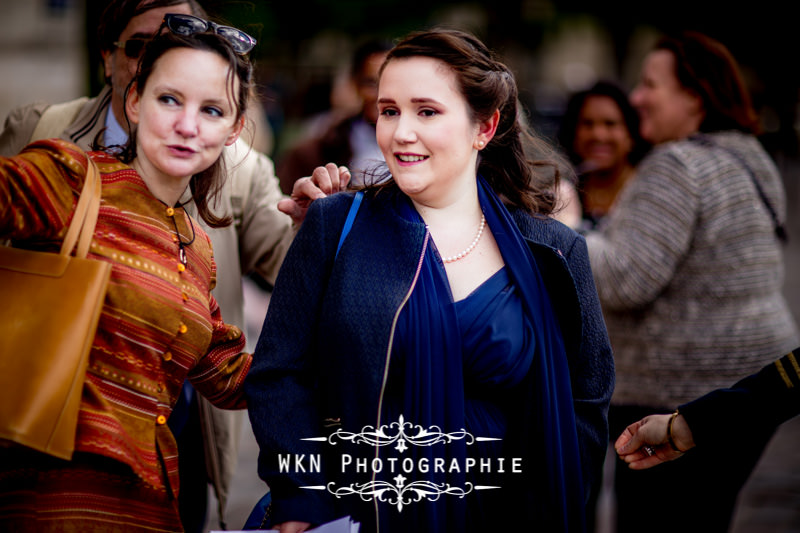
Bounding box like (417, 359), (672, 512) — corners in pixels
(614, 413), (695, 469)
(274, 520), (312, 532)
(278, 163), (351, 226)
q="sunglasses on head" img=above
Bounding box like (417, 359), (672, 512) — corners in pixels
(113, 15), (256, 59)
(162, 13), (256, 54)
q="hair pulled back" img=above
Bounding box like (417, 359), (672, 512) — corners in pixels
(381, 28), (564, 214)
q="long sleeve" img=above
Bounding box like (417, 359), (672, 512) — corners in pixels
(513, 211), (615, 508)
(244, 194), (347, 526)
(563, 233), (615, 496)
(224, 139), (295, 286)
(0, 139), (86, 241)
(0, 102), (48, 157)
(585, 147), (699, 311)
(569, 239), (615, 483)
(680, 348), (800, 447)
(188, 292), (250, 409)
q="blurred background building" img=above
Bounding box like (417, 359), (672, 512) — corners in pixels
(5, 0), (800, 162)
(1, 0), (798, 531)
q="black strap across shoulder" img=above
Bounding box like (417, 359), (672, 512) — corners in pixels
(691, 133), (788, 243)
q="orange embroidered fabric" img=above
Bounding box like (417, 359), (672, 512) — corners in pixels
(0, 139), (250, 496)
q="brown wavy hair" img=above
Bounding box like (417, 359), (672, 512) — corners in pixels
(370, 27), (570, 215)
(655, 31), (760, 135)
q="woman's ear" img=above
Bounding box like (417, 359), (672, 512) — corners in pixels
(225, 115), (245, 146)
(474, 108), (500, 150)
(125, 84), (141, 126)
(689, 91), (705, 119)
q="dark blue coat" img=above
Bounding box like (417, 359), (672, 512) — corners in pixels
(244, 189), (615, 528)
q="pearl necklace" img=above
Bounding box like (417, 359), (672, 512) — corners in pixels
(442, 214), (486, 263)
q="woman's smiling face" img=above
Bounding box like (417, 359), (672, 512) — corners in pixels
(376, 56), (483, 207)
(573, 94), (634, 172)
(630, 49), (704, 145)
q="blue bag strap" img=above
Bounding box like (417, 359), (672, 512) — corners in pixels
(335, 191), (364, 260)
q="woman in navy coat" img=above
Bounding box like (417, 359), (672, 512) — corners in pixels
(245, 28), (614, 533)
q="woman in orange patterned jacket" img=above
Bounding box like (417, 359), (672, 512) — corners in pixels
(0, 18), (256, 532)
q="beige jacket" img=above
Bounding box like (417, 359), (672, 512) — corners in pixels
(0, 86), (294, 525)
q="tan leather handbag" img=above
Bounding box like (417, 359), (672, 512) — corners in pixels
(0, 159), (111, 460)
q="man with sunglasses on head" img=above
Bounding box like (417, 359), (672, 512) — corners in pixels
(0, 1), (347, 531)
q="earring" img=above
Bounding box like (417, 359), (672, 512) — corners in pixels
(477, 140), (485, 149)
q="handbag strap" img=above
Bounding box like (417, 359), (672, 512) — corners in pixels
(691, 134), (788, 243)
(60, 159), (102, 259)
(335, 191), (364, 260)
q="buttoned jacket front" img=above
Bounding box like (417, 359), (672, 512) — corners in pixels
(0, 140), (251, 497)
(0, 89), (295, 514)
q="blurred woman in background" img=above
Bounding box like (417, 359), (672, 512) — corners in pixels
(557, 80), (649, 229)
(586, 31), (799, 533)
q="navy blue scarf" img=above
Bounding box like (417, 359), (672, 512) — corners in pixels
(379, 177), (585, 531)
(477, 177), (586, 531)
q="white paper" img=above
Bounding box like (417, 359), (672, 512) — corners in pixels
(211, 514), (360, 533)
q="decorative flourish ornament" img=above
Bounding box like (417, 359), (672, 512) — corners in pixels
(299, 415), (503, 512)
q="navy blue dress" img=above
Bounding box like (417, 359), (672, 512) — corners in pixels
(339, 181), (585, 532)
(375, 201), (536, 531)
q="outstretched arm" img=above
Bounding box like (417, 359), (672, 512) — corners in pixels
(614, 412), (694, 469)
(616, 348), (800, 469)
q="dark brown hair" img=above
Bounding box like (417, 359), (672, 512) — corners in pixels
(117, 29), (253, 227)
(655, 31), (760, 135)
(97, 0), (206, 54)
(375, 27), (568, 214)
(558, 80), (651, 168)
(350, 38), (393, 81)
